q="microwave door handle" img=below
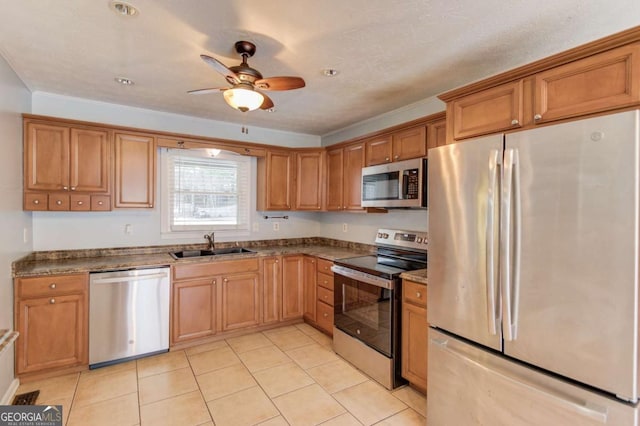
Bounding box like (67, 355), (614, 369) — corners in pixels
(401, 172), (407, 200)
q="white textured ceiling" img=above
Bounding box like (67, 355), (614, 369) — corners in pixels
(0, 1), (638, 135)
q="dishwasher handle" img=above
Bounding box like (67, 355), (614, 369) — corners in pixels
(91, 271), (169, 285)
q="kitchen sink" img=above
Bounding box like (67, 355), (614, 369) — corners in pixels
(169, 247), (254, 259)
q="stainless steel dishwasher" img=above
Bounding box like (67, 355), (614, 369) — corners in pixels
(89, 267), (170, 368)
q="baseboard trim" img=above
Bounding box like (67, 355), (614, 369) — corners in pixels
(1, 378), (19, 405)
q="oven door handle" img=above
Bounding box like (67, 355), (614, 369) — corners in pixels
(331, 265), (395, 290)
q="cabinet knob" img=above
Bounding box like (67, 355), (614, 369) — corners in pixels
(323, 295), (328, 300)
(56, 200), (62, 205)
(511, 119), (519, 125)
(63, 186), (68, 190)
(33, 199), (39, 205)
(212, 279), (217, 285)
(323, 313), (328, 318)
(49, 298), (55, 304)
(385, 157), (390, 161)
(275, 259), (279, 263)
(77, 201), (83, 205)
(223, 278), (228, 283)
(98, 201), (104, 206)
(149, 204), (153, 208)
(49, 283), (56, 289)
(534, 114), (542, 121)
(70, 187), (76, 191)
(416, 291), (422, 298)
(394, 155), (399, 160)
(323, 280), (328, 285)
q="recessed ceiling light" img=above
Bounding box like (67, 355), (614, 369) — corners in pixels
(114, 77), (134, 85)
(322, 68), (339, 77)
(110, 1), (139, 17)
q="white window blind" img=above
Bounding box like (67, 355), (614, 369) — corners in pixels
(164, 149), (250, 232)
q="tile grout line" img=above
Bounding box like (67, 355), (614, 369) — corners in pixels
(183, 348), (215, 425)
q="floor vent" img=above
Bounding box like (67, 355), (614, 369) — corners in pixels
(12, 390), (39, 405)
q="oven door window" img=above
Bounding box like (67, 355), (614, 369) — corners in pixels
(334, 273), (393, 357)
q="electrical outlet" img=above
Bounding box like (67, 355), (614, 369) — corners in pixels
(125, 224), (132, 235)
(342, 223), (348, 233)
(273, 222), (280, 231)
(252, 222), (259, 232)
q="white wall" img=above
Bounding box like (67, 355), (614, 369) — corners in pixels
(0, 56), (32, 401)
(32, 92), (321, 148)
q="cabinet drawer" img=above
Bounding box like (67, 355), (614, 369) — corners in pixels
(48, 193), (70, 211)
(173, 258), (259, 281)
(316, 258), (334, 275)
(403, 280), (426, 307)
(70, 194), (91, 211)
(317, 286), (334, 306)
(17, 273), (88, 299)
(91, 195), (111, 211)
(317, 272), (334, 291)
(316, 300), (333, 333)
(24, 193), (48, 211)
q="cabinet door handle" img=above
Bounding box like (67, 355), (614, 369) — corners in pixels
(70, 187), (76, 191)
(275, 259), (279, 263)
(49, 298), (55, 304)
(511, 119), (519, 125)
(49, 283), (56, 289)
(56, 200), (62, 205)
(323, 280), (328, 285)
(385, 157), (390, 161)
(33, 199), (40, 205)
(534, 114), (542, 121)
(77, 201), (83, 205)
(63, 186), (68, 190)
(98, 201), (104, 206)
(323, 313), (329, 318)
(416, 291), (422, 298)
(394, 155), (399, 160)
(212, 279), (217, 285)
(223, 278), (228, 283)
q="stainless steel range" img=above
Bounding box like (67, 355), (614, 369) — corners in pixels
(332, 228), (427, 389)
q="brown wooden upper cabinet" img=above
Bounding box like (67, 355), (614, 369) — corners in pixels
(326, 142), (364, 211)
(365, 126), (427, 166)
(294, 150), (324, 210)
(427, 119), (447, 151)
(451, 80), (524, 141)
(257, 149), (293, 211)
(534, 43), (640, 124)
(114, 132), (156, 208)
(443, 38), (640, 142)
(24, 120), (111, 211)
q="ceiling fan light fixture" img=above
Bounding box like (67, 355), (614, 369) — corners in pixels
(223, 86), (264, 112)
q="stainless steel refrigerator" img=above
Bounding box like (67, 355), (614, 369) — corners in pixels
(427, 110), (640, 425)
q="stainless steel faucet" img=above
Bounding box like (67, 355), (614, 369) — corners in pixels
(204, 232), (215, 250)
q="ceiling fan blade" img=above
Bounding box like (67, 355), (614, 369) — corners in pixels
(200, 54), (240, 84)
(255, 76), (305, 91)
(187, 87), (226, 95)
(259, 93), (274, 110)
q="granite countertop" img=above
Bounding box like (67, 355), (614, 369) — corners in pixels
(13, 238), (374, 277)
(401, 268), (427, 285)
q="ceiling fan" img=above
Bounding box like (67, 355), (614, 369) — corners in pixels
(189, 41), (306, 112)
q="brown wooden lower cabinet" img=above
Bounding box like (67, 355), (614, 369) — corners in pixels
(220, 272), (260, 331)
(14, 273), (88, 376)
(303, 256), (317, 322)
(261, 256), (282, 324)
(172, 278), (216, 344)
(401, 279), (428, 392)
(282, 255), (304, 320)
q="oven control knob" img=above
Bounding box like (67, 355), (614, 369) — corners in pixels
(383, 233), (389, 239)
(377, 232), (383, 238)
(356, 329), (361, 335)
(416, 237), (423, 243)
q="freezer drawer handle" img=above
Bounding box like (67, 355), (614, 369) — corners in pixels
(486, 149), (501, 335)
(431, 337), (609, 424)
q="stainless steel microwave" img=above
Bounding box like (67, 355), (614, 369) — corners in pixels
(361, 157), (427, 208)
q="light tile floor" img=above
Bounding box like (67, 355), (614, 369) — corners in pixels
(15, 323), (427, 426)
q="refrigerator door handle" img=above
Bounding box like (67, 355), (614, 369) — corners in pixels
(501, 148), (519, 341)
(486, 149), (501, 335)
(431, 336), (609, 424)
(512, 148), (522, 339)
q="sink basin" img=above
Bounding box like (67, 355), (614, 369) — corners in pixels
(170, 250), (215, 259)
(211, 247), (254, 255)
(169, 247), (254, 259)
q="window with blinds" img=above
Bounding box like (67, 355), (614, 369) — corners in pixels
(163, 149), (250, 232)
